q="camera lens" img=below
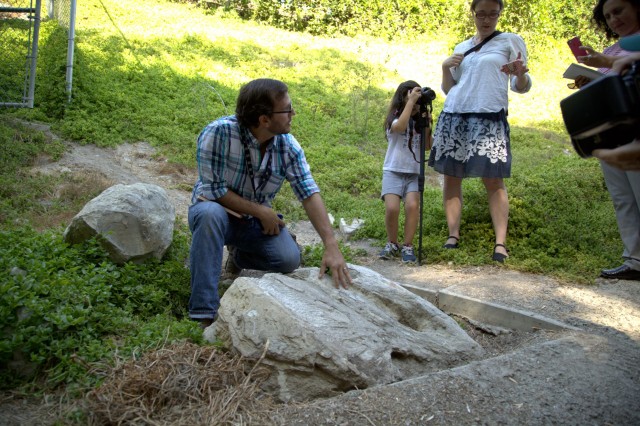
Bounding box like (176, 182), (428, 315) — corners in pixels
(421, 87), (436, 101)
(417, 87), (436, 106)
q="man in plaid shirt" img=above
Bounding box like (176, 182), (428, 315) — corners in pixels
(189, 78), (352, 328)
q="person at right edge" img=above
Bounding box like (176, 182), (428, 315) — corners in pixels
(428, 0), (532, 262)
(593, 38), (640, 170)
(572, 0), (640, 281)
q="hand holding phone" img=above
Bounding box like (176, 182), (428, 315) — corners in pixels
(568, 37), (584, 60)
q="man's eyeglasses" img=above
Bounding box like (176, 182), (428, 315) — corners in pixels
(474, 11), (500, 19)
(271, 107), (294, 115)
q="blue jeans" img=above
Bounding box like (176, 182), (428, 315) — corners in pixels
(187, 200), (301, 320)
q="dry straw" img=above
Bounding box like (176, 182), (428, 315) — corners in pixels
(85, 341), (277, 425)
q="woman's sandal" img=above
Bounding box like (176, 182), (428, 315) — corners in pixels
(443, 236), (459, 249)
(492, 243), (509, 263)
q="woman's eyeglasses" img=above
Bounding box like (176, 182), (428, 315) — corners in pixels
(474, 11), (501, 19)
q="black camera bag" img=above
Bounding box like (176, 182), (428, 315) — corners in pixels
(560, 70), (640, 158)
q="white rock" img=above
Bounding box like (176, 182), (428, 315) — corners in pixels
(211, 265), (483, 401)
(63, 183), (175, 264)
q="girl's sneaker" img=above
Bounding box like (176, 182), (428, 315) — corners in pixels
(401, 245), (417, 263)
(378, 242), (400, 260)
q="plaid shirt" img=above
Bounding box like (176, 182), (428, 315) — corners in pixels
(191, 115), (319, 207)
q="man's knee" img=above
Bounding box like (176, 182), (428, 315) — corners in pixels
(275, 238), (302, 273)
(281, 251), (301, 273)
(189, 201), (228, 231)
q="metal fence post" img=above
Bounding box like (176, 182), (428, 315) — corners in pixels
(25, 0), (43, 108)
(65, 0), (76, 103)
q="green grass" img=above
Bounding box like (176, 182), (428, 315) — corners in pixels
(0, 224), (200, 394)
(0, 0), (625, 393)
(2, 0), (622, 281)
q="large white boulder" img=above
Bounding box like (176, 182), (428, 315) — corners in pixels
(209, 265), (484, 402)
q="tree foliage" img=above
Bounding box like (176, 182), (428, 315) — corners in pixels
(194, 0), (605, 49)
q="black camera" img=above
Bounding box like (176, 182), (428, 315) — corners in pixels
(417, 87), (436, 106)
(560, 60), (640, 158)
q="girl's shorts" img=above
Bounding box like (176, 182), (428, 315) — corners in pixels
(381, 170), (419, 200)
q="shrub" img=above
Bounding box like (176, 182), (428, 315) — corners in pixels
(0, 226), (198, 392)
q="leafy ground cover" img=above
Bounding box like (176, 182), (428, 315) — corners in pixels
(0, 0), (624, 403)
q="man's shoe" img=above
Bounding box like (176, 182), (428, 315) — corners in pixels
(401, 245), (417, 264)
(199, 318), (214, 330)
(378, 242), (400, 260)
(600, 264), (640, 280)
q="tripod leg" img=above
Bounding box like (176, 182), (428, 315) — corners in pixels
(418, 190), (424, 265)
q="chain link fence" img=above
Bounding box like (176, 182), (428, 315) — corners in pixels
(0, 0), (75, 108)
(49, 0), (70, 27)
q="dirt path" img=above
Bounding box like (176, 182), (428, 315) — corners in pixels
(22, 135), (640, 424)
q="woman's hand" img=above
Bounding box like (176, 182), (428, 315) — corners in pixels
(443, 53), (464, 69)
(501, 52), (529, 76)
(593, 141), (640, 171)
(442, 53), (464, 94)
(577, 46), (611, 69)
(611, 52), (640, 74)
(573, 75), (592, 89)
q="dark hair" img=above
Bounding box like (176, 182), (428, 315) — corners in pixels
(470, 0), (504, 12)
(384, 80), (420, 131)
(593, 0), (640, 40)
(235, 78), (288, 128)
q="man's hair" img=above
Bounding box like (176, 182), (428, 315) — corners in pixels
(593, 0), (640, 40)
(470, 0), (504, 12)
(235, 78), (289, 128)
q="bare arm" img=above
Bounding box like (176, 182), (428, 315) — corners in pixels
(390, 87), (421, 133)
(441, 54), (463, 94)
(302, 193), (351, 289)
(578, 46), (617, 70)
(611, 52), (640, 74)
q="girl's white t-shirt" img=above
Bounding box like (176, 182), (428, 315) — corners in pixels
(383, 118), (422, 174)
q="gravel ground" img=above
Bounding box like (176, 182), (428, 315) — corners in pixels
(269, 251), (640, 425)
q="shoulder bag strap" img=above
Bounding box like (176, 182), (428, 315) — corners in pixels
(463, 31), (502, 57)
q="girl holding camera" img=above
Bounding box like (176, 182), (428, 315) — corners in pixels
(428, 0), (532, 262)
(379, 80), (430, 263)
